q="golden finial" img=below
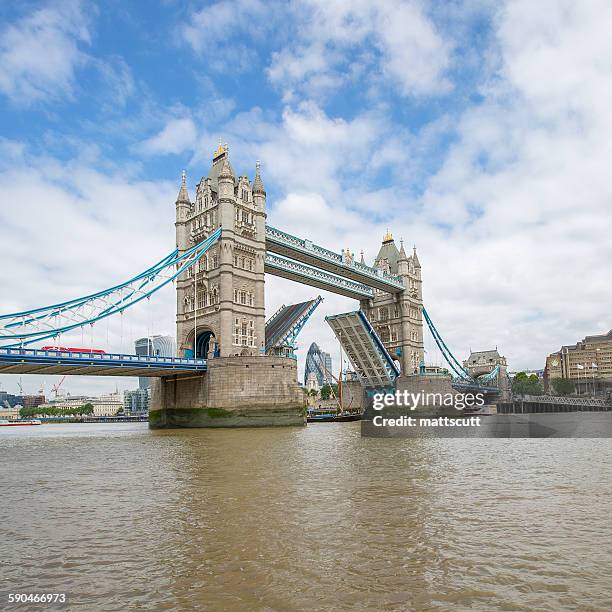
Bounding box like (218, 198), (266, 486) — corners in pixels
(383, 228), (393, 242)
(213, 139), (226, 158)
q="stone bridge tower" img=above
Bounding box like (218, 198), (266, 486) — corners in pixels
(175, 145), (266, 359)
(360, 232), (424, 375)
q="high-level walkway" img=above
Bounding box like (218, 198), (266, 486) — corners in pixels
(265, 226), (404, 297)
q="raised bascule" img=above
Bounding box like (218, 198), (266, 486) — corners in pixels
(0, 143), (506, 427)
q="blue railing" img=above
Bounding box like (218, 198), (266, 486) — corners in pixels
(0, 347), (207, 370)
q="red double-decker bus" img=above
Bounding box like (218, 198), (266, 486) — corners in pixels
(41, 346), (106, 354)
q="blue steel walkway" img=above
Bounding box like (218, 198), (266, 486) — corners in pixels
(0, 348), (207, 377)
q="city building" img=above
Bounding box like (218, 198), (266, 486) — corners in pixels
(123, 388), (150, 415)
(305, 371), (320, 392)
(38, 393), (123, 417)
(22, 394), (45, 408)
(135, 335), (176, 390)
(0, 406), (19, 420)
(361, 232), (424, 375)
(0, 390), (22, 408)
(545, 329), (612, 395)
(304, 342), (333, 386)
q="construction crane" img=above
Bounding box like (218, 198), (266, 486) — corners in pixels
(51, 376), (67, 398)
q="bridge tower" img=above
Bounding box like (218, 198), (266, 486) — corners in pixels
(360, 232), (424, 375)
(175, 145), (266, 359)
(152, 144), (304, 428)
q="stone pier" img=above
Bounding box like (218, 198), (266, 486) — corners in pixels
(149, 356), (306, 428)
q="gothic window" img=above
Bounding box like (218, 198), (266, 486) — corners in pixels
(233, 318), (240, 345)
(249, 292), (253, 306)
(212, 253), (218, 268)
(240, 291), (246, 305)
(242, 189), (249, 201)
(380, 327), (390, 344)
(394, 307), (399, 318)
(233, 255), (238, 267)
(248, 320), (254, 346)
(234, 289), (238, 302)
(248, 258), (253, 271)
(241, 321), (248, 345)
(240, 257), (245, 269)
(197, 291), (206, 309)
(380, 307), (388, 321)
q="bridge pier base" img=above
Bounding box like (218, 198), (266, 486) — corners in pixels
(149, 356), (306, 428)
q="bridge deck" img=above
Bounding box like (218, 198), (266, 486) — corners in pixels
(265, 297), (321, 351)
(0, 348), (207, 377)
(326, 310), (400, 388)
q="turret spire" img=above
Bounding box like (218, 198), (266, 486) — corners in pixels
(253, 160), (266, 194)
(399, 238), (407, 260)
(219, 152), (234, 181)
(412, 245), (421, 268)
(176, 170), (191, 203)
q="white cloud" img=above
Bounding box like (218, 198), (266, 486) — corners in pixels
(0, 144), (178, 396)
(136, 117), (198, 156)
(267, 0), (452, 98)
(0, 1), (91, 104)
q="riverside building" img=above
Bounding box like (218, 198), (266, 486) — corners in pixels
(545, 329), (612, 396)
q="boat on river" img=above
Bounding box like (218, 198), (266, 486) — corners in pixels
(0, 419), (42, 426)
(307, 411), (362, 423)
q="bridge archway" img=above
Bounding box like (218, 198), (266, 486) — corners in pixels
(195, 330), (216, 358)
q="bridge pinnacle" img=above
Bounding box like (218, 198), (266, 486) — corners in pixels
(398, 239), (408, 260)
(253, 159), (266, 194)
(176, 170), (191, 203)
(219, 152), (234, 180)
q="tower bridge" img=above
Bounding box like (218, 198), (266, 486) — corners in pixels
(0, 143), (503, 427)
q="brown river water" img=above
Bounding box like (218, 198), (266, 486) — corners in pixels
(0, 422), (611, 611)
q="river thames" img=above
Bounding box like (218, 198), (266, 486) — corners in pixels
(1, 423), (610, 610)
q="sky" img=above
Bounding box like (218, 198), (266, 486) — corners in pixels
(1, 0), (611, 397)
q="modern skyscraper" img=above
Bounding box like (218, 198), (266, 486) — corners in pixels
(135, 335), (176, 390)
(304, 342), (333, 386)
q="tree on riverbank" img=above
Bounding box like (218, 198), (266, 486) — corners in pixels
(19, 402), (95, 418)
(320, 384), (338, 400)
(511, 372), (543, 396)
(551, 377), (575, 396)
